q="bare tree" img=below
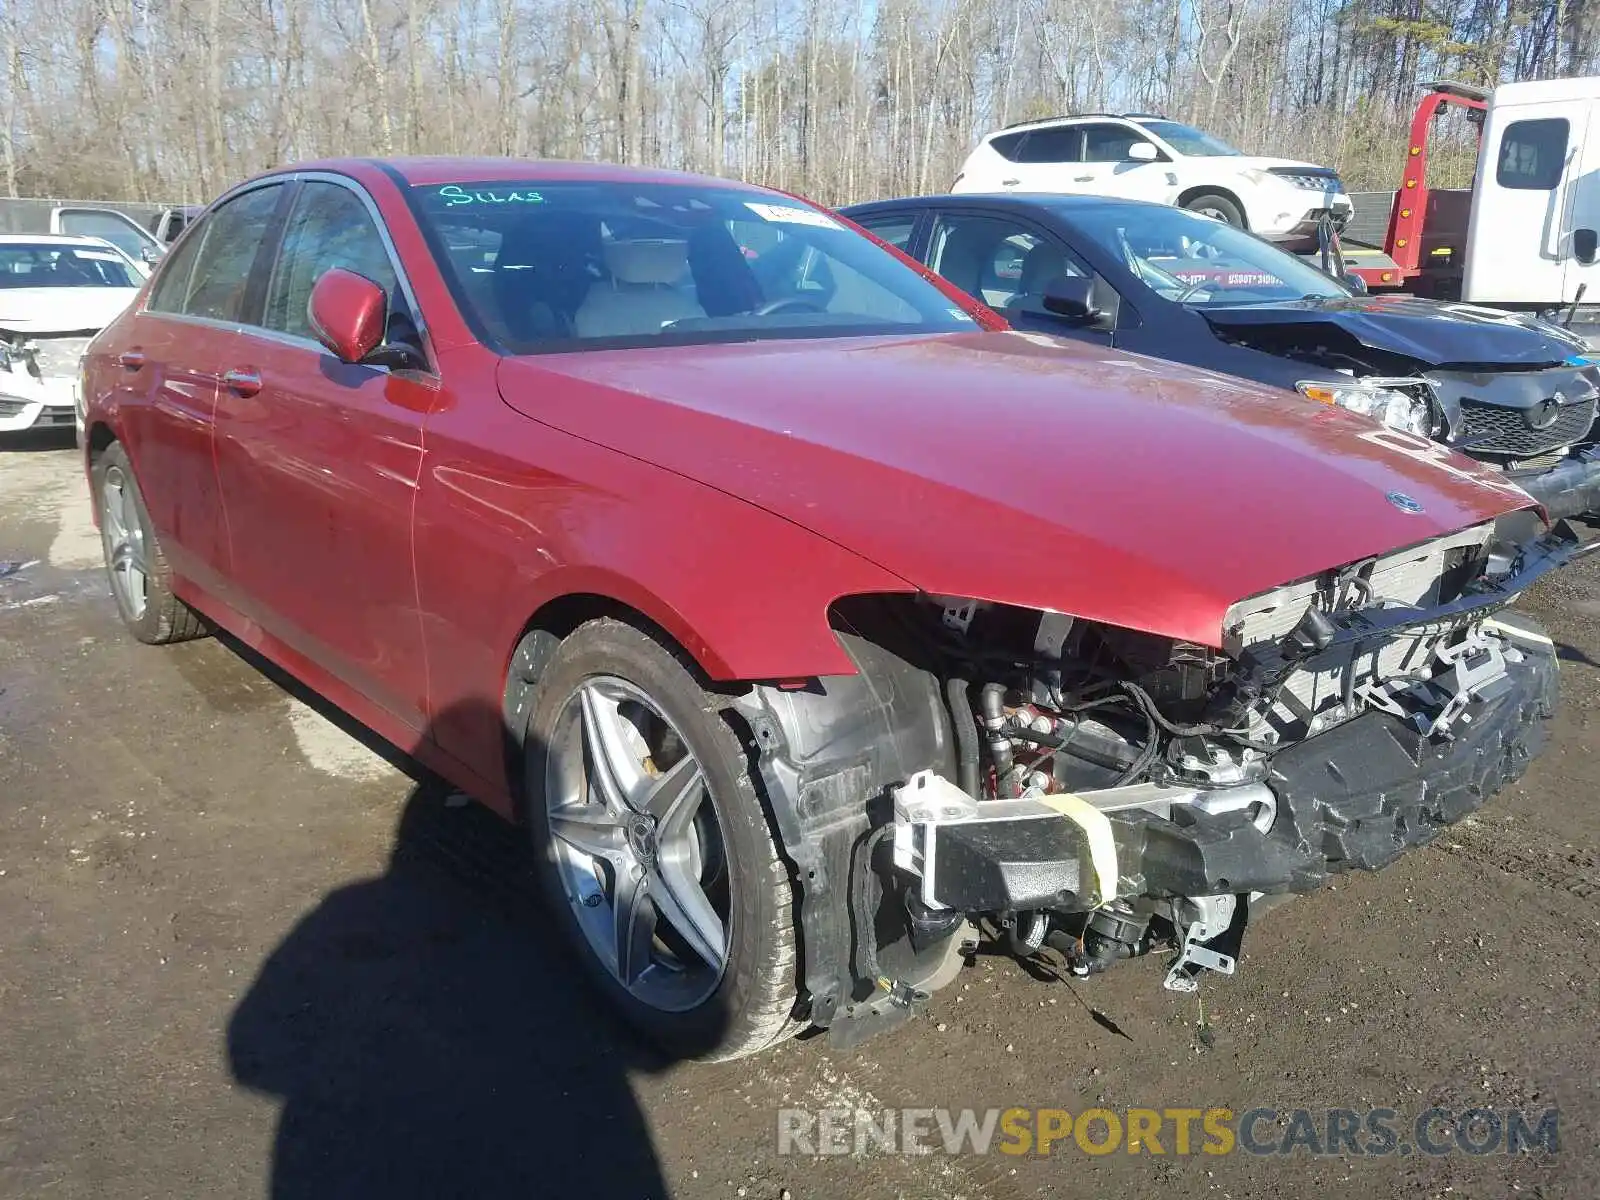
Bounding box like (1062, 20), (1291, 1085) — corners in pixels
(1, 0), (1595, 205)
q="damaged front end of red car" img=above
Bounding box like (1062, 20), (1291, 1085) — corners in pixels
(726, 517), (1591, 1048)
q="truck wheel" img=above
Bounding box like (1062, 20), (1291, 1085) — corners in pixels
(1182, 192), (1245, 227)
(521, 618), (805, 1060)
(92, 441), (207, 644)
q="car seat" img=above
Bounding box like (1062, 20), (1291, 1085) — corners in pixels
(1002, 242), (1070, 317)
(574, 238), (706, 337)
(492, 213), (602, 342)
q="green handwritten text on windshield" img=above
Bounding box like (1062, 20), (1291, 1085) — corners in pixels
(435, 184), (545, 207)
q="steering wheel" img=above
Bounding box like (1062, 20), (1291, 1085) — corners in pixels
(753, 296), (825, 317)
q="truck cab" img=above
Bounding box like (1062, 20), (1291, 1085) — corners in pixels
(1345, 76), (1600, 328)
(1464, 76), (1600, 313)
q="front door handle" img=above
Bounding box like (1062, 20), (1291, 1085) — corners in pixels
(1001, 178), (1020, 187)
(1073, 174), (1095, 182)
(222, 368), (262, 397)
(117, 350), (146, 371)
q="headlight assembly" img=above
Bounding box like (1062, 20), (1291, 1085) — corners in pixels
(0, 337), (38, 375)
(1297, 376), (1436, 438)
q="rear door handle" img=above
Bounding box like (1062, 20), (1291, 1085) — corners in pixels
(117, 350), (146, 371)
(1073, 174), (1095, 182)
(222, 368), (262, 397)
(1001, 178), (1020, 187)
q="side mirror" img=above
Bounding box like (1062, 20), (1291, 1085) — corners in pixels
(1126, 142), (1159, 163)
(1343, 271), (1369, 294)
(1040, 274), (1102, 323)
(139, 244), (162, 264)
(308, 268), (389, 364)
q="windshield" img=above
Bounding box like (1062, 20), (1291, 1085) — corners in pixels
(1064, 205), (1349, 306)
(1135, 120), (1242, 157)
(0, 243), (141, 289)
(409, 180), (978, 352)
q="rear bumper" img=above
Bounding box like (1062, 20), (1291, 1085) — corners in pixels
(1510, 448), (1600, 520)
(893, 616), (1561, 915)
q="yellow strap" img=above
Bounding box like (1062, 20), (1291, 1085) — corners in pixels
(1037, 791), (1119, 904)
(1485, 618), (1554, 647)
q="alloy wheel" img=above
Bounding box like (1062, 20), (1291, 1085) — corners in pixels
(100, 464), (149, 620)
(544, 675), (731, 1012)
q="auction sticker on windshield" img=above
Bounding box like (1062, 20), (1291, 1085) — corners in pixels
(744, 202), (841, 229)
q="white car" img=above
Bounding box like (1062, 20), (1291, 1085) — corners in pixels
(0, 235), (145, 436)
(952, 114), (1353, 240)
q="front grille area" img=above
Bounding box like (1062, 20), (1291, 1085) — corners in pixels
(1458, 394), (1597, 456)
(1507, 450), (1572, 472)
(1222, 523), (1495, 738)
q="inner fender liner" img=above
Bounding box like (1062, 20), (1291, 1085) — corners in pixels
(726, 629), (957, 1033)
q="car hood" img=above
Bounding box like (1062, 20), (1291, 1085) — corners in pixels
(1228, 155), (1341, 176)
(1201, 294), (1589, 370)
(0, 287), (140, 335)
(498, 331), (1533, 648)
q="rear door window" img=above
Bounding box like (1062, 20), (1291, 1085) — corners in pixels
(1497, 118), (1569, 190)
(1015, 127), (1083, 164)
(853, 214), (917, 252)
(158, 184), (287, 322)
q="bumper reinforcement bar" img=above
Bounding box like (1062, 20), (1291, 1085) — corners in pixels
(891, 617), (1559, 916)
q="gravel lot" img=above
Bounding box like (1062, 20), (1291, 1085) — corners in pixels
(2, 430), (1596, 1200)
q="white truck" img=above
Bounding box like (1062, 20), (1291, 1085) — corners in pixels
(1338, 76), (1600, 329)
(0, 199), (169, 268)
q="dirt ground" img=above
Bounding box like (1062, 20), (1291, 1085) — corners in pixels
(1, 429), (1596, 1200)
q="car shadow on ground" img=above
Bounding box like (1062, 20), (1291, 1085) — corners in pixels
(224, 683), (698, 1198)
(1555, 641), (1600, 669)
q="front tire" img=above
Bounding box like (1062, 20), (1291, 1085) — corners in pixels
(522, 618), (804, 1060)
(92, 441), (207, 644)
(1182, 191), (1245, 227)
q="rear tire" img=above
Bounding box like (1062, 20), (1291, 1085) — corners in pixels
(92, 441), (207, 644)
(1182, 191), (1246, 227)
(522, 618), (804, 1060)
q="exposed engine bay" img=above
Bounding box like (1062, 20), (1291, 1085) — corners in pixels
(732, 518), (1588, 1045)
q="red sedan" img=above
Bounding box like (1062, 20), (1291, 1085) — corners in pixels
(81, 158), (1584, 1060)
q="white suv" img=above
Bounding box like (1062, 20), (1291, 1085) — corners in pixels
(952, 114), (1353, 241)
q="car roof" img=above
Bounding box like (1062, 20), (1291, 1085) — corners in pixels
(0, 233), (126, 247)
(841, 192), (1177, 219)
(272, 157), (773, 193)
(988, 114), (1154, 136)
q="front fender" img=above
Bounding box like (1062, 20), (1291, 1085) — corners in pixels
(413, 390), (914, 796)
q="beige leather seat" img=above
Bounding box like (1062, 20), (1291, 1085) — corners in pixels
(575, 238), (706, 337)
